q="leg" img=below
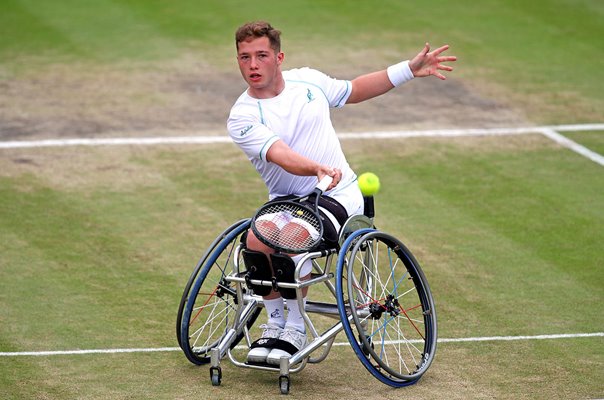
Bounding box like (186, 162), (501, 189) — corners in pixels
(283, 253), (311, 332)
(263, 196), (348, 365)
(244, 229), (286, 364)
(245, 229), (285, 326)
(266, 253), (311, 365)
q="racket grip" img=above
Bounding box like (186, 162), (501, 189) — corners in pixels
(316, 175), (334, 193)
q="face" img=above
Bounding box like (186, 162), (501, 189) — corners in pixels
(237, 36), (284, 98)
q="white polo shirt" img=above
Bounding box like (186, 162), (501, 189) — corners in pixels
(227, 67), (363, 216)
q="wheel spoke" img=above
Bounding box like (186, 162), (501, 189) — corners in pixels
(190, 299), (231, 350)
(180, 219), (261, 365)
(337, 230), (437, 384)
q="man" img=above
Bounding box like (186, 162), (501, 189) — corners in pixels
(227, 21), (455, 365)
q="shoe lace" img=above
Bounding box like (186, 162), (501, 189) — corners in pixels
(280, 328), (306, 347)
(259, 324), (282, 339)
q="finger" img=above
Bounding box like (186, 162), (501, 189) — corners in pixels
(422, 42), (430, 56)
(438, 64), (454, 72)
(334, 169), (342, 183)
(327, 177), (339, 190)
(431, 44), (450, 56)
(438, 55), (457, 62)
(325, 168), (341, 190)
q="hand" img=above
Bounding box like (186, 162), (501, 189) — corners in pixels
(318, 167), (342, 191)
(409, 43), (457, 80)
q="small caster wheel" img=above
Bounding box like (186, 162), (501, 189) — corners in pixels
(279, 375), (290, 395)
(210, 366), (222, 386)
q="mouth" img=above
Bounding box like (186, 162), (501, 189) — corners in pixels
(249, 73), (261, 82)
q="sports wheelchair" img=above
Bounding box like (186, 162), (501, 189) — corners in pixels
(176, 188), (437, 394)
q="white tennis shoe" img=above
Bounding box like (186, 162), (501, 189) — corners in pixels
(247, 324), (283, 364)
(266, 327), (307, 365)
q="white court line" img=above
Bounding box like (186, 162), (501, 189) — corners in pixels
(539, 127), (604, 166)
(1, 332), (602, 357)
(0, 347), (181, 357)
(545, 123), (604, 132)
(0, 135), (232, 148)
(0, 124), (603, 148)
(1, 123), (603, 166)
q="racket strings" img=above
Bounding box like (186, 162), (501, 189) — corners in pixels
(253, 202), (322, 253)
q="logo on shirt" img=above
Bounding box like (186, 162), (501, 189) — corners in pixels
(306, 88), (315, 103)
(240, 125), (253, 136)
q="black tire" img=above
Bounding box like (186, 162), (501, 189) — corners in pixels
(179, 219), (260, 364)
(336, 229), (437, 386)
(176, 219), (250, 349)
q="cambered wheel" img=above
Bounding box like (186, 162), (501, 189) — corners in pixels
(336, 229), (437, 387)
(176, 219), (249, 349)
(179, 219), (261, 365)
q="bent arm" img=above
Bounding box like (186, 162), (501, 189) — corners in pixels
(266, 140), (341, 190)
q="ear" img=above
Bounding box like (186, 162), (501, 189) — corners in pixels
(277, 51), (284, 65)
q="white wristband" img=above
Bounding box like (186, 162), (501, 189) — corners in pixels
(386, 60), (414, 87)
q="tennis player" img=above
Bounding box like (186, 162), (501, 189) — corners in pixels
(227, 21), (456, 365)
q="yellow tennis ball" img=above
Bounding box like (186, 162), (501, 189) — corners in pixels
(358, 172), (380, 196)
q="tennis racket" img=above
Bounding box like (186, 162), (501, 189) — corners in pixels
(251, 176), (333, 254)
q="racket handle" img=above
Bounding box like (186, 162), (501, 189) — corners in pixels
(316, 175), (333, 193)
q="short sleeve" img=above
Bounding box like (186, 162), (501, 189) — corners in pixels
(287, 68), (351, 108)
(227, 111), (279, 162)
(320, 72), (352, 108)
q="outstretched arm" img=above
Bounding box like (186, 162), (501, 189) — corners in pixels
(346, 42), (456, 104)
(409, 43), (456, 80)
(346, 70), (393, 104)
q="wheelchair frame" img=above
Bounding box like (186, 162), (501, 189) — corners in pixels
(176, 209), (437, 395)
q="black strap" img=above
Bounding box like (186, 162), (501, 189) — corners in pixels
(250, 337), (278, 349)
(316, 195), (348, 225)
(270, 338), (301, 355)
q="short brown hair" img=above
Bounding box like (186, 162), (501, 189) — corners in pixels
(235, 21), (281, 53)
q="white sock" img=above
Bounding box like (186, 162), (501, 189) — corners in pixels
(264, 297), (285, 328)
(285, 297), (307, 333)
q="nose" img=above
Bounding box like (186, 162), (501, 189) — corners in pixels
(249, 56), (259, 69)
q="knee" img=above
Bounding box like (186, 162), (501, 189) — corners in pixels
(246, 228), (276, 254)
